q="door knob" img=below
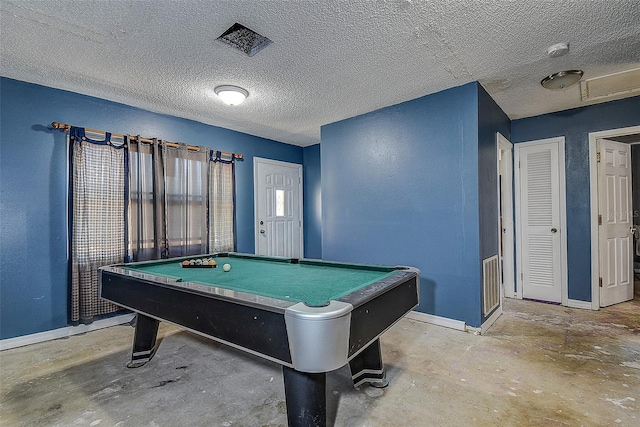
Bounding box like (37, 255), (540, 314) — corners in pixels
(260, 229), (265, 234)
(551, 228), (557, 233)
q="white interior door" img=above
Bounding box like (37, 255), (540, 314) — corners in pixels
(598, 139), (634, 306)
(254, 158), (303, 258)
(498, 133), (515, 299)
(515, 138), (567, 303)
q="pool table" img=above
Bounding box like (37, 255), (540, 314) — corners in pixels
(99, 253), (419, 427)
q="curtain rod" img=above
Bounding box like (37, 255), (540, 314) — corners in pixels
(51, 122), (243, 159)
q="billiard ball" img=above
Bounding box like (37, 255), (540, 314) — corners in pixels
(182, 260), (189, 266)
(223, 263), (231, 272)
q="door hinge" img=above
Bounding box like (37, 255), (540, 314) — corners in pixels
(599, 277), (603, 287)
(598, 214), (602, 225)
(596, 152), (601, 163)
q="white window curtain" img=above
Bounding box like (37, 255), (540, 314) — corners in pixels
(128, 139), (209, 260)
(69, 128), (124, 323)
(127, 137), (162, 261)
(161, 143), (209, 257)
(209, 151), (236, 252)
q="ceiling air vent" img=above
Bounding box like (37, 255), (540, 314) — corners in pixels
(216, 23), (272, 57)
(581, 67), (640, 102)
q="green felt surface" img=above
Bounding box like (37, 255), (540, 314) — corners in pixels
(124, 256), (401, 307)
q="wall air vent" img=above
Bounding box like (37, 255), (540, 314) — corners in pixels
(216, 23), (272, 57)
(581, 67), (640, 102)
(482, 255), (500, 316)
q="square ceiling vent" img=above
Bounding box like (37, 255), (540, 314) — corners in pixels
(581, 67), (640, 102)
(216, 23), (272, 57)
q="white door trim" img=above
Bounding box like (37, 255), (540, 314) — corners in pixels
(514, 136), (569, 305)
(253, 157), (304, 257)
(497, 133), (515, 299)
(588, 125), (640, 310)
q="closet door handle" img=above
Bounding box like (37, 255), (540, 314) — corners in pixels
(551, 228), (557, 233)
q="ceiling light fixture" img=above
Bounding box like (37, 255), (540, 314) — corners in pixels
(541, 70), (584, 90)
(214, 85), (249, 106)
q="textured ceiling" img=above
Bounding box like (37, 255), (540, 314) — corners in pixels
(1, 0), (639, 147)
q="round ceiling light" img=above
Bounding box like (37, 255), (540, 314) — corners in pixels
(540, 70), (584, 90)
(214, 85), (249, 106)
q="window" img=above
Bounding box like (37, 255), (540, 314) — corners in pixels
(69, 127), (236, 322)
(276, 189), (285, 217)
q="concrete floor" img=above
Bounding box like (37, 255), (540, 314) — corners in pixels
(1, 287), (638, 427)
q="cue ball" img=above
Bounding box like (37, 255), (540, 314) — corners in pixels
(223, 263), (231, 272)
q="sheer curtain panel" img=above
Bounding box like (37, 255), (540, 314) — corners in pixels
(161, 144), (209, 257)
(69, 127), (125, 323)
(128, 141), (209, 260)
(128, 138), (164, 261)
(209, 151), (236, 252)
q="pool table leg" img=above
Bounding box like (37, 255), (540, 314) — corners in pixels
(349, 338), (388, 388)
(127, 313), (160, 368)
(282, 366), (326, 427)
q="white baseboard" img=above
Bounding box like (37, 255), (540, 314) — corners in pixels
(567, 299), (596, 310)
(405, 310), (467, 331)
(0, 313), (135, 351)
(477, 306), (503, 335)
(406, 307), (504, 336)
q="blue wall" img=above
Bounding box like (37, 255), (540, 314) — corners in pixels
(321, 82), (491, 326)
(6, 73), (632, 339)
(0, 77), (306, 339)
(303, 144), (322, 259)
(511, 95), (640, 302)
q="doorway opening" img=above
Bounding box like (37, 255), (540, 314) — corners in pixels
(588, 126), (640, 309)
(497, 133), (515, 300)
